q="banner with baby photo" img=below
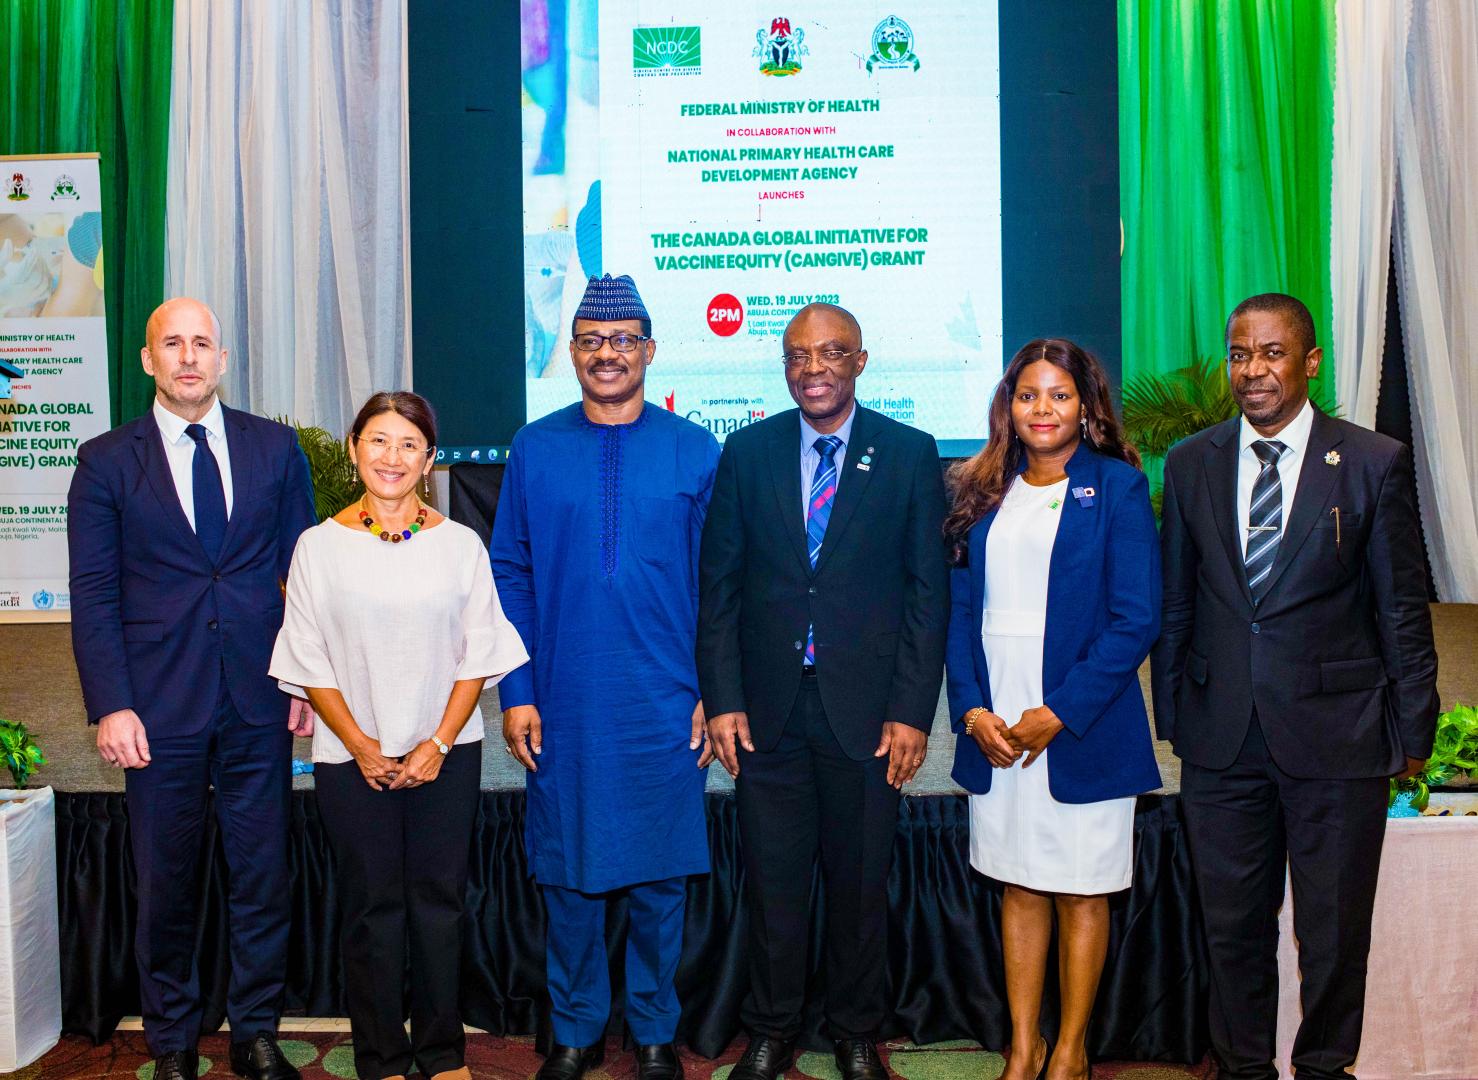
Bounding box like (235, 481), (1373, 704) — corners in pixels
(0, 154), (111, 620)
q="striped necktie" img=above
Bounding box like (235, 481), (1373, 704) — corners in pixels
(804, 434), (843, 665)
(1244, 439), (1288, 601)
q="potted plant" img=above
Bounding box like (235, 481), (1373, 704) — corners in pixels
(282, 419), (365, 523)
(1389, 702), (1478, 815)
(0, 719), (45, 789)
(0, 717), (59, 1068)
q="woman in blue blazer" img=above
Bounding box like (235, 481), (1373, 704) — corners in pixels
(944, 339), (1160, 1080)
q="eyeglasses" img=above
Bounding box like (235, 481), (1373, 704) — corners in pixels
(573, 333), (651, 353)
(781, 348), (861, 371)
(354, 434), (433, 458)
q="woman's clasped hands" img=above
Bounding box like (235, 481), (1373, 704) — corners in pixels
(348, 734), (447, 790)
(969, 704), (1066, 769)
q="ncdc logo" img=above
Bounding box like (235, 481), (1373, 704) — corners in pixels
(633, 26), (701, 76)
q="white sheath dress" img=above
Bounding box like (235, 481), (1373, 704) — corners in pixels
(967, 476), (1136, 894)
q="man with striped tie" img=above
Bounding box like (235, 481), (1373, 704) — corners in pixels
(697, 303), (949, 1080)
(1151, 293), (1438, 1080)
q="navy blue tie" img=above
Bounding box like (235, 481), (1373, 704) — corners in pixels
(186, 423), (227, 560)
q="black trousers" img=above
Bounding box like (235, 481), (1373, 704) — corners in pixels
(1180, 718), (1387, 1080)
(734, 676), (899, 1042)
(124, 684), (291, 1055)
(315, 741), (482, 1080)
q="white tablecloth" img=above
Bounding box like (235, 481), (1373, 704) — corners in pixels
(1277, 795), (1478, 1079)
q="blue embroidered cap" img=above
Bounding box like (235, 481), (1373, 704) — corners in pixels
(574, 274), (649, 323)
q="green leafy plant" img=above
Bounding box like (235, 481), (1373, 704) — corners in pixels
(1121, 359), (1339, 517)
(1389, 702), (1478, 809)
(0, 719), (46, 788)
(1122, 358), (1240, 461)
(280, 418), (364, 524)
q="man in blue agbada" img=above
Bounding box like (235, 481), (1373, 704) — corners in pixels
(491, 274), (719, 1080)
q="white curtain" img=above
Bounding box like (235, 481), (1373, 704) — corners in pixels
(1329, 0), (1398, 430)
(1392, 1), (1478, 603)
(165, 0), (411, 439)
(1331, 0), (1478, 602)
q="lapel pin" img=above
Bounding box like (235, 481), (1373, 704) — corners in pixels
(856, 451), (873, 472)
(1070, 485), (1095, 508)
(1324, 450), (1341, 466)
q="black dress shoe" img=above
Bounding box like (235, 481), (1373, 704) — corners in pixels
(833, 1039), (887, 1080)
(635, 1042), (684, 1080)
(730, 1035), (795, 1080)
(152, 1050), (200, 1080)
(535, 1042), (605, 1080)
(229, 1034), (301, 1080)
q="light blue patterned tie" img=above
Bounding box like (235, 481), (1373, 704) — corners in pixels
(804, 435), (843, 665)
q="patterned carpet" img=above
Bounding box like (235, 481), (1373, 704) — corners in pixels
(19, 1033), (1217, 1079)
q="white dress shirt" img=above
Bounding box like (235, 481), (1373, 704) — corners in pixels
(153, 397), (234, 529)
(1236, 398), (1314, 557)
(799, 403), (857, 523)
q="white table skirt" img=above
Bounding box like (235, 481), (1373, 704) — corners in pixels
(1276, 794), (1478, 1079)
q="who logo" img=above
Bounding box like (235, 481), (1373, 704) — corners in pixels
(633, 26), (701, 76)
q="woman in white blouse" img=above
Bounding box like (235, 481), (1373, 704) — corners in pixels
(271, 391), (527, 1080)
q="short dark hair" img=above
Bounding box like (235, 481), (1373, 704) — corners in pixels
(571, 316), (652, 338)
(350, 391), (438, 448)
(1225, 293), (1317, 353)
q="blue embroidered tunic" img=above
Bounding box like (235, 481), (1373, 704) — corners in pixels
(490, 402), (720, 892)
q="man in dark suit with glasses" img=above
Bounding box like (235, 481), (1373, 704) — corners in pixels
(698, 303), (949, 1080)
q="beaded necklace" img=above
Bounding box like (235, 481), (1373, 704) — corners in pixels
(357, 495), (428, 543)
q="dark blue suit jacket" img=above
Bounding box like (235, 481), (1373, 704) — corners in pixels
(68, 404), (316, 735)
(947, 444), (1161, 803)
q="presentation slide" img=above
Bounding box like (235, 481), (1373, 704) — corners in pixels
(520, 1), (1001, 449)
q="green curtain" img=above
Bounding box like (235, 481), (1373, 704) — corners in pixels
(1120, 0), (1336, 397)
(1, 0), (174, 425)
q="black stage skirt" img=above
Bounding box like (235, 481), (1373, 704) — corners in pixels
(55, 791), (1208, 1061)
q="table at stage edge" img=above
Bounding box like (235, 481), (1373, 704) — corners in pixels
(1276, 794), (1478, 1080)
